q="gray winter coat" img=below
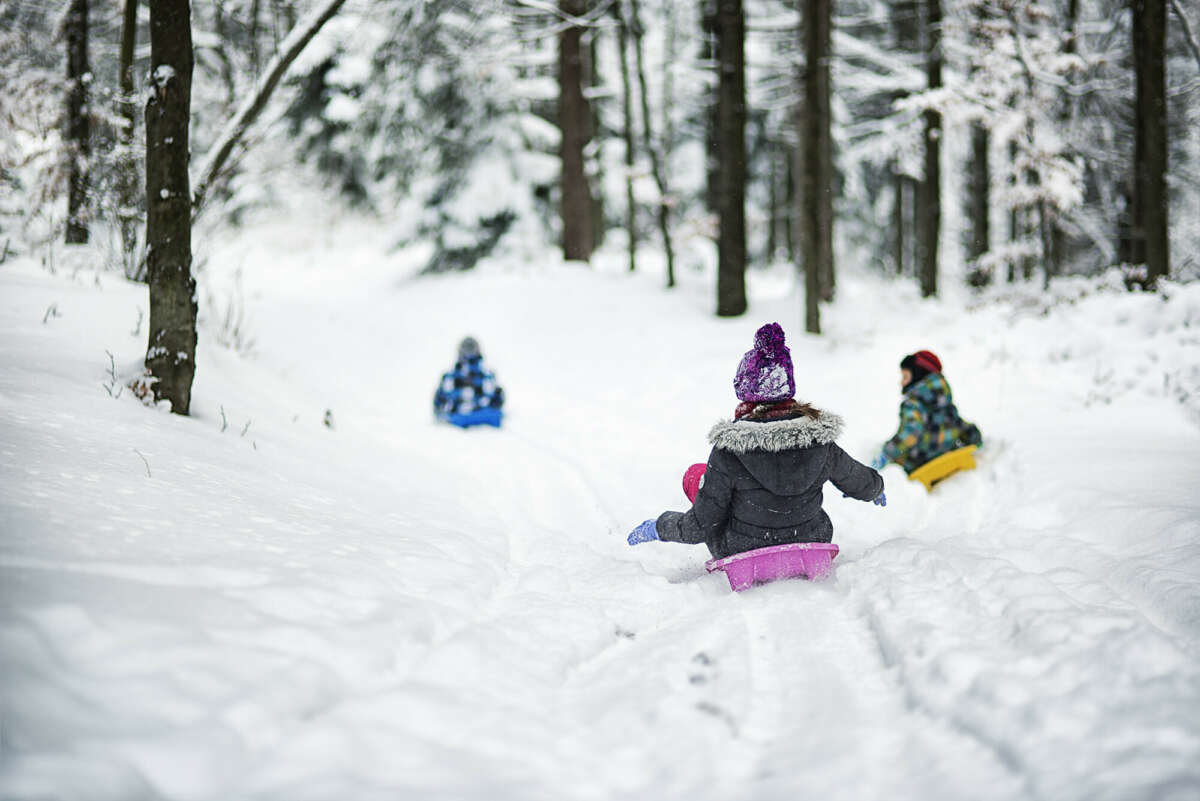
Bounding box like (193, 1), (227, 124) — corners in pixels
(656, 411), (883, 560)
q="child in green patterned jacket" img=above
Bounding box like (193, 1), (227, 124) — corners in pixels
(871, 350), (983, 474)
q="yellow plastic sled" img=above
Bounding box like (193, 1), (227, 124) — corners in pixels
(908, 445), (978, 491)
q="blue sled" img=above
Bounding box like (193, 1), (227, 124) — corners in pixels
(442, 408), (503, 428)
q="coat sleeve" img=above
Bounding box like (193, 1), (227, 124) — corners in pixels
(882, 397), (924, 464)
(433, 372), (452, 414)
(655, 450), (734, 545)
(434, 374), (448, 412)
(828, 443), (884, 501)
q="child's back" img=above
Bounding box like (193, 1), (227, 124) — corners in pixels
(626, 323), (886, 560)
(433, 337), (505, 420)
(881, 351), (981, 474)
(657, 402), (881, 559)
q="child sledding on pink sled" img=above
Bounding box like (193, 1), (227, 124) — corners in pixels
(626, 323), (885, 590)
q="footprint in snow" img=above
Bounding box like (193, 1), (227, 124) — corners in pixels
(689, 651), (715, 685)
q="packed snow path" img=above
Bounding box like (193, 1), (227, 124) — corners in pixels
(2, 231), (1199, 800)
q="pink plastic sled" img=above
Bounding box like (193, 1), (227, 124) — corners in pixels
(705, 542), (840, 591)
(683, 462), (839, 590)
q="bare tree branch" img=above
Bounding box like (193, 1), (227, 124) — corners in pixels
(512, 0), (615, 30)
(629, 0), (675, 286)
(1170, 0), (1200, 73)
(191, 0), (348, 220)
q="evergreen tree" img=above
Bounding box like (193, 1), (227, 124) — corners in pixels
(956, 0), (1087, 287)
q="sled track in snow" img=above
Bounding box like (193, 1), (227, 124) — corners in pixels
(505, 426), (627, 534)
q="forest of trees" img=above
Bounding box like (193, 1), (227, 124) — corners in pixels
(0, 0), (1197, 411)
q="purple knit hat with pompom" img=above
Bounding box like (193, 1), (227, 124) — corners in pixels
(734, 323), (795, 402)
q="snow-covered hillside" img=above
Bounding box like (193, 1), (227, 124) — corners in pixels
(2, 219), (1199, 800)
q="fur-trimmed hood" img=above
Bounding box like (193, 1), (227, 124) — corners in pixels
(708, 411), (845, 454)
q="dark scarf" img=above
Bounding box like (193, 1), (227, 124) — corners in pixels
(733, 399), (821, 422)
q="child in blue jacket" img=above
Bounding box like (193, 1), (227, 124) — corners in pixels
(433, 337), (505, 427)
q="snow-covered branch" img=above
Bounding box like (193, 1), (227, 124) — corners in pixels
(1170, 0), (1200, 74)
(511, 0), (617, 38)
(191, 0), (348, 218)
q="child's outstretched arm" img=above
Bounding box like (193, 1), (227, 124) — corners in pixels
(829, 444), (885, 503)
(654, 451), (734, 545)
(432, 372), (454, 416)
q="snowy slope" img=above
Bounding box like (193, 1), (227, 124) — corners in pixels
(2, 219), (1199, 801)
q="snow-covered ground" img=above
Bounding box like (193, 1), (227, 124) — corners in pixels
(2, 214), (1199, 800)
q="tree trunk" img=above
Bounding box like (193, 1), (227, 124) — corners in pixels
(803, 0), (834, 304)
(269, 0), (282, 48)
(65, 0), (90, 245)
(249, 0), (261, 77)
(893, 170), (906, 275)
(270, 0), (296, 39)
(558, 0), (593, 263)
(118, 0), (140, 276)
(784, 145), (796, 263)
(145, 0), (197, 415)
(893, 0), (920, 51)
(968, 122), (988, 267)
(1127, 0), (1147, 268)
(767, 148), (779, 261)
(630, 0), (675, 287)
(587, 28), (605, 251)
(916, 0), (941, 298)
(1138, 0), (1169, 287)
(797, 142), (820, 334)
(615, 1), (637, 273)
(212, 0), (237, 109)
(1004, 7), (1053, 290)
(1037, 196), (1053, 290)
(1008, 208), (1017, 283)
(702, 0), (719, 216)
(1065, 0), (1080, 54)
(715, 0), (747, 317)
(1006, 140), (1029, 281)
(1051, 0), (1080, 278)
(662, 0), (677, 179)
(892, 0), (918, 279)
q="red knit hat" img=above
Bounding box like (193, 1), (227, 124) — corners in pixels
(912, 350), (942, 373)
(901, 350), (943, 381)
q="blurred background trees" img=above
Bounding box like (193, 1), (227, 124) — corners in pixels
(1, 0), (1196, 313)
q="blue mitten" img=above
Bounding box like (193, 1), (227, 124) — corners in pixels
(873, 492), (887, 507)
(869, 451), (888, 471)
(627, 519), (659, 546)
